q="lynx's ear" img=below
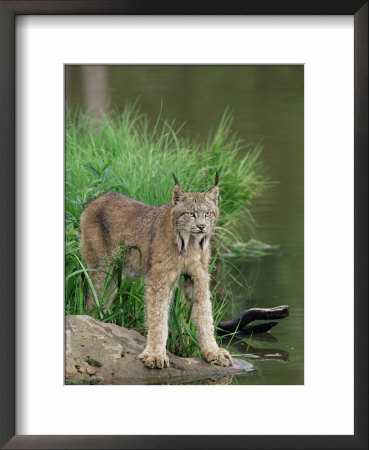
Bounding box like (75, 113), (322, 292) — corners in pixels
(172, 184), (188, 205)
(205, 185), (219, 204)
(205, 172), (219, 204)
(172, 174), (188, 205)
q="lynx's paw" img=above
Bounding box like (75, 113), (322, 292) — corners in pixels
(139, 351), (169, 369)
(204, 348), (233, 367)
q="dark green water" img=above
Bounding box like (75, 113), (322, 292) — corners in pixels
(66, 65), (304, 385)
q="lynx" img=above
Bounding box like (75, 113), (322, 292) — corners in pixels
(79, 174), (232, 369)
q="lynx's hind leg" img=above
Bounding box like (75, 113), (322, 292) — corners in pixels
(85, 270), (107, 312)
(80, 206), (116, 312)
(182, 275), (194, 309)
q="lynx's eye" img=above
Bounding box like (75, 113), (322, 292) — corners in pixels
(187, 212), (196, 218)
(205, 212), (212, 217)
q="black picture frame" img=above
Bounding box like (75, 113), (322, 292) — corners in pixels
(0, 1), (367, 449)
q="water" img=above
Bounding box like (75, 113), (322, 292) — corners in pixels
(66, 65), (304, 384)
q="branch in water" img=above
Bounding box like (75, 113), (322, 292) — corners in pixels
(217, 305), (289, 335)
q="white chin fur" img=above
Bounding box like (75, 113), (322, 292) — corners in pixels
(175, 230), (190, 252)
(175, 230), (209, 252)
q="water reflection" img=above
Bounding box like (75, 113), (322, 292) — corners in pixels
(203, 376), (233, 385)
(223, 335), (290, 363)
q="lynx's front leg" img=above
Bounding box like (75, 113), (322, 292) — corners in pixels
(139, 275), (174, 369)
(191, 271), (232, 367)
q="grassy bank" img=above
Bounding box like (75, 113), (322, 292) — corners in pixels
(65, 104), (269, 358)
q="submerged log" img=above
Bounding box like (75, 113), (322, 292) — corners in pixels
(217, 305), (289, 335)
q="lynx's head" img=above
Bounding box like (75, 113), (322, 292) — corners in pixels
(171, 173), (219, 252)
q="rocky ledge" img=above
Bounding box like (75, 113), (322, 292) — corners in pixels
(65, 315), (253, 385)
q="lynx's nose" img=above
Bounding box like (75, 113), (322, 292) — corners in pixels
(197, 224), (206, 231)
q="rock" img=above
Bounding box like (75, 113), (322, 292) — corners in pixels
(65, 315), (253, 385)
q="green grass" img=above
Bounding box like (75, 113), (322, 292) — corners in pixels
(65, 104), (270, 358)
(85, 356), (102, 368)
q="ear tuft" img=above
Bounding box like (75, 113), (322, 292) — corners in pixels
(172, 173), (179, 185)
(214, 172), (219, 186)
